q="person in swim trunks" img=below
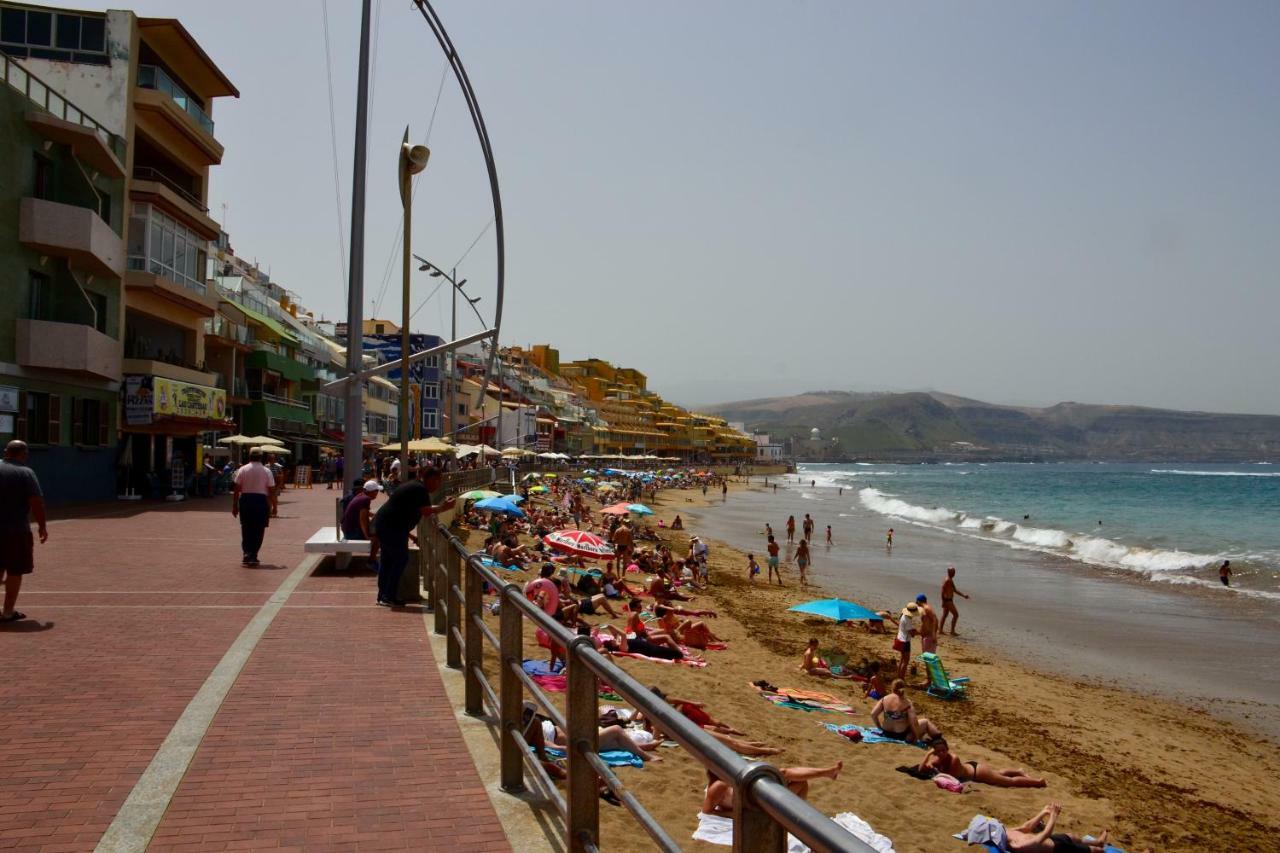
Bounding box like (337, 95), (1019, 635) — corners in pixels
(1003, 803), (1112, 852)
(1219, 560), (1231, 587)
(766, 535), (783, 585)
(941, 565), (970, 635)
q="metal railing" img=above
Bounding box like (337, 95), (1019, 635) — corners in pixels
(132, 166), (208, 212)
(1, 51), (116, 150)
(137, 64), (215, 135)
(415, 485), (872, 852)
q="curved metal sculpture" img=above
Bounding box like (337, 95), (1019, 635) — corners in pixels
(411, 0), (505, 415)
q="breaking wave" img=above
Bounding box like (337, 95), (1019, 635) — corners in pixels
(1151, 469), (1280, 478)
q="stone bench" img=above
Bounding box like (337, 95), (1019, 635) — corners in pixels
(304, 527), (372, 571)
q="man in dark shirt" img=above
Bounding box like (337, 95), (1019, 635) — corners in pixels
(372, 466), (455, 607)
(1, 440), (48, 622)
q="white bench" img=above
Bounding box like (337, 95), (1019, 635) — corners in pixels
(304, 527), (372, 571)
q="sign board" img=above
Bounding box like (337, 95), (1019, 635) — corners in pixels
(123, 375), (228, 425)
(0, 414), (13, 434)
(293, 465), (312, 489)
(0, 386), (18, 413)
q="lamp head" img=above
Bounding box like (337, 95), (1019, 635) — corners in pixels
(401, 143), (431, 176)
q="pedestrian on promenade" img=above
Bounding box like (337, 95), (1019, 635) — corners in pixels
(266, 452), (285, 517)
(1, 440), (47, 622)
(342, 479), (383, 568)
(372, 465), (456, 607)
(232, 448), (274, 567)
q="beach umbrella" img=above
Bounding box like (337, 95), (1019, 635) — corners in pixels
(536, 451), (559, 459)
(583, 469), (598, 475)
(474, 497), (525, 517)
(217, 434), (254, 445)
(506, 494), (526, 504)
(247, 435), (284, 446)
(595, 482), (619, 492)
(543, 529), (615, 558)
(543, 473), (557, 479)
(408, 437), (456, 454)
(581, 476), (595, 483)
(788, 598), (882, 623)
(522, 472), (542, 482)
(254, 446), (290, 455)
(474, 444), (501, 456)
(600, 503), (631, 516)
(380, 441), (402, 451)
(528, 485), (549, 494)
(459, 489), (502, 501)
(626, 503), (654, 516)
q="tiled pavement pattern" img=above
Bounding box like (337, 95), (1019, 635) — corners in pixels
(0, 489), (510, 852)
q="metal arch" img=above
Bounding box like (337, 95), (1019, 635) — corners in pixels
(411, 0), (505, 418)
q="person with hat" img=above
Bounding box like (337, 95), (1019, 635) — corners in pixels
(894, 601), (921, 679)
(232, 448), (274, 567)
(916, 593), (939, 654)
(341, 479), (384, 567)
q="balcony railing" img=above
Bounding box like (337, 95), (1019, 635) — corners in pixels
(137, 65), (214, 135)
(132, 166), (207, 212)
(248, 390), (311, 410)
(1, 51), (116, 149)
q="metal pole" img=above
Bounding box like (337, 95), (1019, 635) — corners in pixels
(450, 268), (457, 440)
(343, 0), (373, 489)
(399, 128), (412, 474)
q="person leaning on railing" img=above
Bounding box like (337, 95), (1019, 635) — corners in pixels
(371, 465), (455, 608)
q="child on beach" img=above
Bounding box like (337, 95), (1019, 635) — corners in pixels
(747, 553), (760, 581)
(826, 525), (832, 545)
(862, 661), (887, 700)
(766, 535), (783, 585)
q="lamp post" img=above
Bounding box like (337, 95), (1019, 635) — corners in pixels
(398, 129), (431, 474)
(416, 256), (481, 441)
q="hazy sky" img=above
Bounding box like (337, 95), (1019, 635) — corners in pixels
(82, 1), (1280, 413)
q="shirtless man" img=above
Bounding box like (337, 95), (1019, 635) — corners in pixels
(994, 804), (1110, 852)
(766, 535), (783, 585)
(940, 566), (970, 636)
(802, 514), (814, 541)
(612, 518), (633, 567)
(886, 527), (894, 550)
(825, 525), (832, 546)
(916, 593), (939, 654)
(786, 515), (796, 543)
(703, 763), (842, 816)
(799, 638), (855, 679)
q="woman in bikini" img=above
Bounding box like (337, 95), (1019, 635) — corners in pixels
(869, 679), (941, 742)
(799, 638), (857, 679)
(654, 605), (722, 649)
(795, 539), (811, 585)
(639, 688), (782, 756)
(917, 738), (1047, 788)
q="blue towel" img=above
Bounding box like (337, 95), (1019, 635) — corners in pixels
(824, 723), (927, 748)
(541, 746), (645, 768)
(522, 659), (564, 676)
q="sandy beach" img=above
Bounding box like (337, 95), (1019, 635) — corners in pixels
(496, 480), (1280, 852)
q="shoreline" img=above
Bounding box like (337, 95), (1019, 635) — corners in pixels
(582, 480), (1280, 852)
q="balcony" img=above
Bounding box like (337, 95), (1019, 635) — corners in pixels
(130, 168), (219, 239)
(16, 319), (121, 381)
(122, 358), (217, 387)
(124, 268), (217, 317)
(134, 65), (224, 166)
(19, 197), (125, 279)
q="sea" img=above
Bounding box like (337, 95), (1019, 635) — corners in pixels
(685, 461), (1280, 737)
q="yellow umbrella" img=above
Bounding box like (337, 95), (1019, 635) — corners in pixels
(408, 437), (457, 454)
(254, 446), (290, 455)
(217, 434), (254, 445)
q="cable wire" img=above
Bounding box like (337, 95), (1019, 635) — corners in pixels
(320, 0), (348, 297)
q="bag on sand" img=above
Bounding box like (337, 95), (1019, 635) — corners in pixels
(933, 773), (965, 793)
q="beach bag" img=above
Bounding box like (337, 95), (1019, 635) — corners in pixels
(933, 773), (965, 793)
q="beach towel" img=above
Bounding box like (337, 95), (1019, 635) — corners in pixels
(612, 650), (708, 667)
(825, 723), (928, 747)
(753, 685), (857, 715)
(780, 688), (843, 704)
(693, 811), (895, 852)
(522, 659), (564, 676)
(539, 747), (645, 768)
(532, 673), (622, 700)
(704, 641), (728, 650)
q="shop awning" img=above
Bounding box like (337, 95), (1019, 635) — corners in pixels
(227, 299), (299, 345)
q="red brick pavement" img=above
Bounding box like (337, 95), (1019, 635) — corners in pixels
(0, 489), (510, 852)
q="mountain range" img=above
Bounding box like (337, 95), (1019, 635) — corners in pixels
(706, 391), (1280, 462)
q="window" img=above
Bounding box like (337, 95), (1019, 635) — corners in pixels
(33, 153), (53, 200)
(72, 397), (107, 446)
(1, 8), (108, 64)
(422, 382), (439, 400)
(28, 271), (50, 321)
(16, 391), (59, 445)
(374, 324), (386, 334)
(127, 203), (207, 294)
(422, 410), (438, 431)
(424, 355), (440, 368)
(88, 291), (107, 333)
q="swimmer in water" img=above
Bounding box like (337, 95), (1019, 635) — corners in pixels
(886, 528), (894, 550)
(1219, 560), (1231, 587)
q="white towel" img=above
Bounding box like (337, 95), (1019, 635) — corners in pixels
(692, 812), (895, 853)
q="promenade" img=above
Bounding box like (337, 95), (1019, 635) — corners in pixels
(0, 488), (511, 852)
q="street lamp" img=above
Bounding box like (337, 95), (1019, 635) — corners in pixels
(398, 129), (430, 473)
(415, 255), (481, 442)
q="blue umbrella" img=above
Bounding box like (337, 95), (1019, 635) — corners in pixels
(506, 494), (526, 503)
(788, 598), (882, 622)
(626, 503), (653, 516)
(474, 496), (526, 517)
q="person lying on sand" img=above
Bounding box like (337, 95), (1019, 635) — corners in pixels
(584, 624), (701, 663)
(642, 688), (783, 756)
(654, 605), (722, 649)
(917, 738), (1046, 788)
(870, 679), (941, 743)
(702, 763), (842, 816)
(963, 804), (1110, 852)
(800, 638), (857, 679)
(646, 572), (692, 602)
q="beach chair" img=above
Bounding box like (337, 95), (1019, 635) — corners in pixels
(919, 652), (970, 699)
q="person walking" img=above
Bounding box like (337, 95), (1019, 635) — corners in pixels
(232, 448), (274, 567)
(0, 441), (47, 622)
(372, 466), (456, 607)
(940, 565), (970, 635)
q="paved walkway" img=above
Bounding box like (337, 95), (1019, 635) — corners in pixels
(0, 488), (510, 852)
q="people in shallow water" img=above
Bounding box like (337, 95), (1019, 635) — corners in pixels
(1219, 560), (1232, 587)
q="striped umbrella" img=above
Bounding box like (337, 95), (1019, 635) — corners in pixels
(543, 529), (614, 558)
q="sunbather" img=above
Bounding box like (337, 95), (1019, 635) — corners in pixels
(964, 804), (1110, 852)
(869, 679), (941, 743)
(654, 605), (722, 649)
(800, 638), (857, 679)
(585, 624), (699, 662)
(644, 688), (783, 756)
(702, 763), (842, 815)
(917, 738), (1046, 788)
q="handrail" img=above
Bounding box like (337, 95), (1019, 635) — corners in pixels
(1, 52), (116, 148)
(132, 166), (209, 212)
(417, 475), (874, 852)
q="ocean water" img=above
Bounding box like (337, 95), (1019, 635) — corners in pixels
(799, 462), (1280, 602)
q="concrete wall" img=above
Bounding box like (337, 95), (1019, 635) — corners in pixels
(20, 10), (135, 138)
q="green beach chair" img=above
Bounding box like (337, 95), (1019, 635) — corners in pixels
(919, 652), (970, 699)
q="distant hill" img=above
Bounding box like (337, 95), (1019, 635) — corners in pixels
(708, 391), (1280, 462)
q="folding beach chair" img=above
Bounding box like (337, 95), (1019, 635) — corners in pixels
(919, 652), (970, 699)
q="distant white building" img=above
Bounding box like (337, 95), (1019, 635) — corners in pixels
(752, 432), (783, 461)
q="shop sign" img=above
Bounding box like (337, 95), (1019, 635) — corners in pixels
(124, 375), (155, 426)
(154, 377), (227, 420)
(0, 386), (18, 413)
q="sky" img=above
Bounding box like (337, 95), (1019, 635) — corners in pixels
(78, 1), (1280, 413)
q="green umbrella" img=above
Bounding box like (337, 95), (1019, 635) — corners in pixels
(460, 489), (503, 501)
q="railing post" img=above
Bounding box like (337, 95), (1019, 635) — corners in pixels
(445, 545), (462, 669)
(499, 584), (524, 793)
(433, 527), (447, 637)
(463, 553), (483, 716)
(422, 519), (436, 612)
(732, 765), (788, 853)
(565, 638), (599, 853)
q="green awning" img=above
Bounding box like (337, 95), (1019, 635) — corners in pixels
(227, 299), (299, 345)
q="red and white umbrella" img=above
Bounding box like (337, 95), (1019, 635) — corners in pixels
(600, 503), (631, 516)
(543, 529), (614, 558)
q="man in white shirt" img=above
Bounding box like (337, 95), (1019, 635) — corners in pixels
(232, 448), (275, 567)
(894, 601), (920, 680)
